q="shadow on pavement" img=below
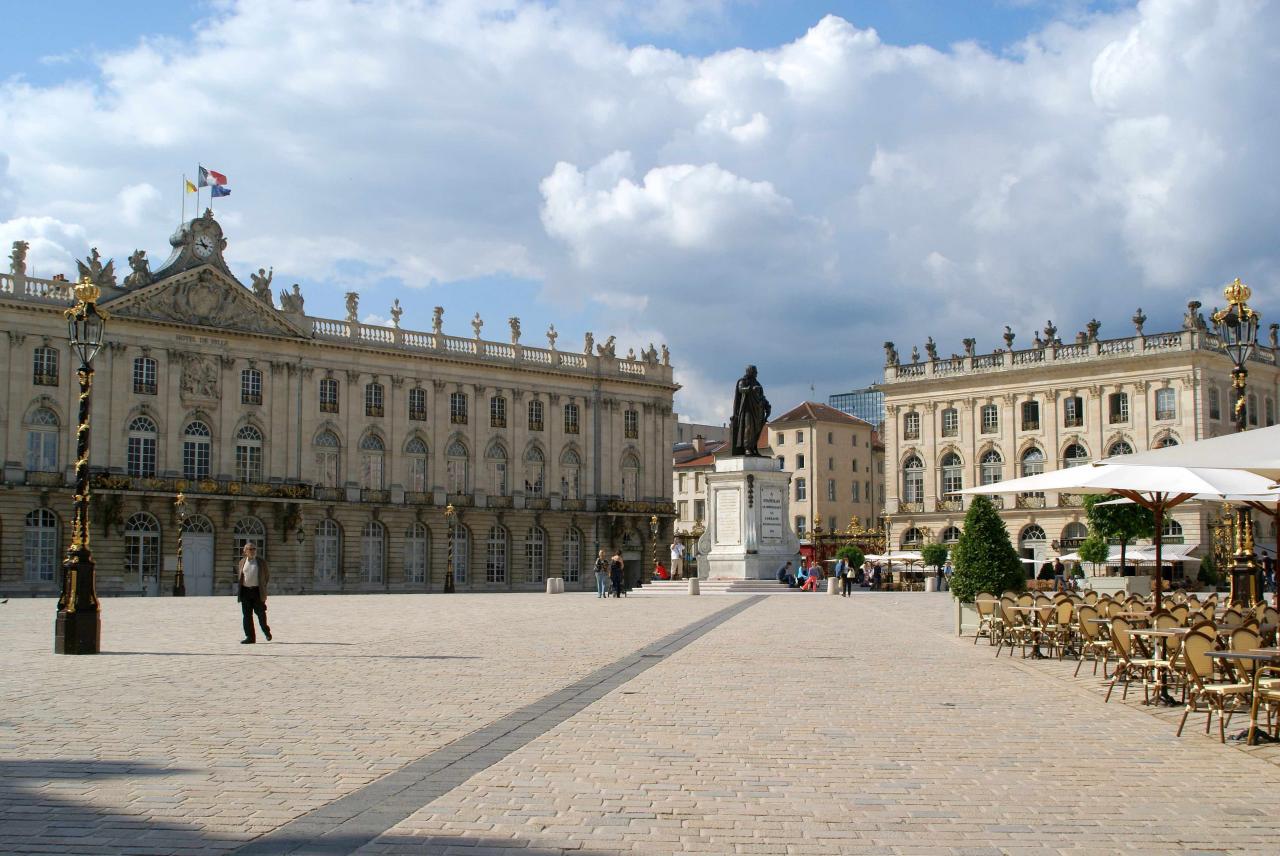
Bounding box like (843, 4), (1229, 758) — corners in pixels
(100, 651), (480, 660)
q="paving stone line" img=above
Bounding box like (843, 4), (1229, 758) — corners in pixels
(233, 596), (765, 856)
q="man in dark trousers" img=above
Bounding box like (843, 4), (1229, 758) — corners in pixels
(237, 543), (272, 643)
(609, 551), (626, 598)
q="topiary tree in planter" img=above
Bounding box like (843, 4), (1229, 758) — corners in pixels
(836, 544), (865, 570)
(1077, 533), (1111, 577)
(921, 542), (949, 571)
(950, 495), (1025, 601)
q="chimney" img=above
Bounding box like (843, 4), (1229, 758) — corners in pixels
(692, 434), (705, 454)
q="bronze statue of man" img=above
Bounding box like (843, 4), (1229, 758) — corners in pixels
(730, 365), (770, 456)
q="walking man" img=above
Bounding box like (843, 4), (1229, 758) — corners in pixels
(670, 539), (686, 579)
(594, 549), (609, 598)
(236, 543), (271, 644)
(840, 560), (854, 597)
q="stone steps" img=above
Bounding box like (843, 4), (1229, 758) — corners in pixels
(634, 579), (807, 595)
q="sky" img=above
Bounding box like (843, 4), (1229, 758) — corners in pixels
(2, 0), (1277, 424)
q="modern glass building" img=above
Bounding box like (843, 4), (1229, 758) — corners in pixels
(829, 386), (884, 427)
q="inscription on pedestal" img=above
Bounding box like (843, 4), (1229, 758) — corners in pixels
(715, 489), (741, 545)
(761, 487), (783, 543)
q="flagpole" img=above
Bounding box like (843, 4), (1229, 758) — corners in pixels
(181, 174), (187, 225)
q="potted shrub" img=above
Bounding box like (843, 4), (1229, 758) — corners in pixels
(950, 495), (1025, 635)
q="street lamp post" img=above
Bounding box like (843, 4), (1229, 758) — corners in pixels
(443, 504), (456, 593)
(173, 492), (188, 597)
(1213, 278), (1261, 607)
(649, 515), (659, 582)
(55, 277), (107, 655)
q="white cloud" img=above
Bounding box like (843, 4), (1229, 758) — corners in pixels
(0, 0), (1278, 425)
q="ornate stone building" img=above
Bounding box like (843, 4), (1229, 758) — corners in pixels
(880, 307), (1280, 565)
(0, 212), (676, 597)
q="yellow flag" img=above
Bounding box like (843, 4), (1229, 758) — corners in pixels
(185, 179), (197, 193)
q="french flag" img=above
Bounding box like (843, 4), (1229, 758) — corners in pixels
(198, 165), (228, 187)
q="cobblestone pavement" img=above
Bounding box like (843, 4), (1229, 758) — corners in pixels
(4, 591), (1280, 855)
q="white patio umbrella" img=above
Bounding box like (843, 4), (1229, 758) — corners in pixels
(961, 464), (1275, 602)
(1103, 424), (1280, 481)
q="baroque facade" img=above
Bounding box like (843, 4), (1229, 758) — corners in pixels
(880, 306), (1280, 565)
(1, 212), (676, 597)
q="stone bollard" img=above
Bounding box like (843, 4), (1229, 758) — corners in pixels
(828, 577), (840, 595)
(688, 578), (700, 596)
(546, 578), (557, 594)
(554, 578), (565, 594)
(925, 577), (938, 593)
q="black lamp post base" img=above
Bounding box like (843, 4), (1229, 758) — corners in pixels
(54, 609), (100, 655)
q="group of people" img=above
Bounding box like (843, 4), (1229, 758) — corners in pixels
(777, 557), (956, 595)
(593, 550), (628, 598)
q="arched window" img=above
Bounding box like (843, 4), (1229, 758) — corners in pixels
(361, 521), (385, 583)
(314, 430), (341, 488)
(124, 513), (160, 588)
(1061, 521), (1088, 548)
(526, 526), (546, 583)
(24, 508), (59, 581)
(315, 519), (341, 583)
(621, 453), (640, 501)
(183, 420), (212, 480)
(1062, 443), (1089, 469)
(486, 440), (508, 496)
(132, 356), (157, 395)
(404, 522), (429, 584)
(1107, 440), (1134, 457)
(561, 449), (581, 499)
(184, 514), (214, 534)
(233, 517), (266, 559)
(127, 415), (158, 477)
(26, 407), (60, 473)
(485, 525), (507, 583)
(405, 436), (428, 492)
(528, 399), (544, 431)
(1021, 446), (1045, 477)
(451, 522), (469, 583)
(525, 446), (545, 497)
(1162, 517), (1185, 542)
(359, 433), (384, 489)
(979, 450), (1003, 486)
(562, 527), (582, 583)
(446, 439), (469, 494)
(235, 425), (264, 482)
(901, 455), (923, 504)
(901, 527), (924, 548)
(564, 402), (580, 435)
(364, 382), (384, 417)
(1155, 435), (1179, 448)
(939, 452), (962, 498)
(940, 526), (962, 544)
(1020, 524), (1047, 546)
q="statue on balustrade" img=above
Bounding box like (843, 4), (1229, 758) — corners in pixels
(730, 365), (771, 457)
(279, 283), (305, 314)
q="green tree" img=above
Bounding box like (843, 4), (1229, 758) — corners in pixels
(1198, 551), (1219, 587)
(921, 542), (949, 570)
(1083, 494), (1155, 575)
(950, 495), (1025, 601)
(1077, 533), (1111, 575)
(836, 545), (865, 569)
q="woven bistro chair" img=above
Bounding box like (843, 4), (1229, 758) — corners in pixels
(1152, 610), (1182, 631)
(1017, 592), (1035, 608)
(974, 592), (998, 645)
(995, 598), (1025, 658)
(1246, 665), (1280, 744)
(1220, 609), (1244, 630)
(1177, 622), (1254, 743)
(1047, 599), (1076, 658)
(1074, 604), (1112, 677)
(1168, 604), (1190, 626)
(1185, 594), (1201, 610)
(1083, 590), (1099, 605)
(1105, 617), (1139, 703)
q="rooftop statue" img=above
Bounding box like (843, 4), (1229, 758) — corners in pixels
(250, 267), (273, 304)
(124, 249), (153, 289)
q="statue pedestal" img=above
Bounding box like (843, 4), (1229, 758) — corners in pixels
(698, 456), (800, 580)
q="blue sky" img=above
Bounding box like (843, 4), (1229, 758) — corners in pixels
(2, 0), (1274, 423)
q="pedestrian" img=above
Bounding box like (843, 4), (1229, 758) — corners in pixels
(236, 543), (272, 644)
(670, 539), (686, 579)
(871, 563), (882, 591)
(609, 551), (626, 598)
(840, 560), (854, 597)
(594, 549), (609, 598)
(943, 559), (954, 592)
(1053, 556), (1066, 591)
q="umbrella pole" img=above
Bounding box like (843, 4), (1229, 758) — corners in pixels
(1153, 501), (1164, 606)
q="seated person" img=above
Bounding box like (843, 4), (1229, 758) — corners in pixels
(654, 562), (670, 580)
(777, 562), (793, 585)
(801, 572), (821, 591)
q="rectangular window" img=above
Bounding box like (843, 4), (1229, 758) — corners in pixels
(851, 481), (860, 502)
(490, 395), (506, 428)
(795, 477), (807, 501)
(695, 472), (704, 491)
(1063, 395), (1083, 428)
(183, 439), (210, 480)
(450, 391), (468, 424)
(624, 409), (639, 439)
(33, 347), (58, 386)
(776, 456), (785, 470)
(320, 378), (339, 413)
(528, 400), (544, 431)
(1155, 387), (1176, 421)
(409, 388), (427, 421)
(827, 457), (834, 471)
(903, 412), (920, 441)
(241, 369), (262, 405)
(981, 404), (999, 433)
(133, 357), (157, 395)
(678, 500), (689, 520)
(775, 433), (784, 446)
(826, 431), (833, 444)
(795, 515), (807, 535)
(826, 479), (836, 501)
(236, 445), (262, 482)
(1108, 392), (1129, 424)
(1020, 400), (1040, 431)
(795, 431), (803, 444)
(796, 453), (805, 470)
(694, 499), (705, 521)
(941, 408), (959, 437)
(678, 473), (687, 492)
(27, 429), (58, 472)
(365, 383), (384, 417)
(564, 403), (580, 434)
(1209, 387), (1221, 420)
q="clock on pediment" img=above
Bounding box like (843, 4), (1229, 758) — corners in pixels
(151, 209), (231, 280)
